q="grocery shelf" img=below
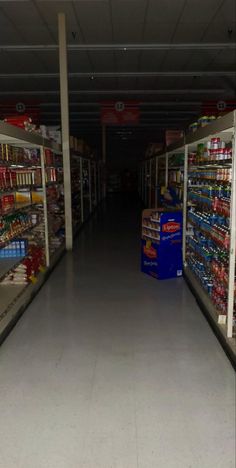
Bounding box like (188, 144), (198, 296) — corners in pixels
(0, 257), (23, 281)
(0, 243), (64, 343)
(0, 223), (37, 250)
(0, 124), (66, 340)
(184, 265), (236, 367)
(0, 121), (62, 153)
(1, 202), (39, 216)
(139, 110), (236, 362)
(186, 113), (235, 146)
(168, 166), (184, 170)
(0, 126), (102, 342)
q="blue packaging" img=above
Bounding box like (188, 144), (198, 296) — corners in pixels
(141, 209), (183, 280)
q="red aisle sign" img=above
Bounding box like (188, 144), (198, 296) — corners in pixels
(202, 100), (236, 115)
(101, 101), (140, 125)
(0, 101), (41, 124)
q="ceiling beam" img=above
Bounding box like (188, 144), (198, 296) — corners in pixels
(0, 89), (226, 96)
(0, 71), (234, 79)
(39, 101), (202, 107)
(44, 117), (189, 122)
(42, 110), (198, 115)
(0, 43), (235, 52)
(44, 122), (183, 128)
(0, 89), (226, 97)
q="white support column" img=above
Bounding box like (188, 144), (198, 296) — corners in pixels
(155, 156), (158, 208)
(102, 124), (106, 198)
(58, 12), (73, 250)
(40, 146), (50, 267)
(182, 143), (188, 264)
(227, 117), (236, 338)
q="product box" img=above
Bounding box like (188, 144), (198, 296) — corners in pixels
(15, 190), (31, 203)
(0, 193), (15, 214)
(47, 126), (61, 144)
(141, 208), (183, 280)
(31, 189), (44, 204)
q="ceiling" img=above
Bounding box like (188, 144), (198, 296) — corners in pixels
(0, 0), (235, 157)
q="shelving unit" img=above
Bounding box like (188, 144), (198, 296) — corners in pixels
(139, 111), (236, 362)
(184, 112), (236, 361)
(0, 122), (64, 340)
(165, 143), (185, 209)
(70, 153), (83, 234)
(70, 147), (101, 237)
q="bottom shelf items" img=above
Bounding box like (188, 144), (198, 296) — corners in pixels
(184, 265), (236, 365)
(0, 243), (64, 341)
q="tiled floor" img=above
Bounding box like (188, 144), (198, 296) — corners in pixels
(0, 197), (235, 468)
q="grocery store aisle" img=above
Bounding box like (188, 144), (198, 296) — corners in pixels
(0, 196), (235, 468)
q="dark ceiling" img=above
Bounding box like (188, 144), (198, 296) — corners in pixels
(0, 0), (235, 160)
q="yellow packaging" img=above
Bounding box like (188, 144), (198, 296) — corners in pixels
(15, 191), (31, 203)
(31, 189), (44, 203)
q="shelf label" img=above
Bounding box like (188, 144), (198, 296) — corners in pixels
(218, 315), (227, 325)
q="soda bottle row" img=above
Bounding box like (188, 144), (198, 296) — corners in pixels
(188, 210), (230, 249)
(187, 254), (213, 295)
(212, 197), (231, 217)
(189, 139), (233, 166)
(211, 259), (229, 285)
(189, 183), (231, 199)
(212, 281), (228, 315)
(189, 168), (232, 182)
(189, 193), (230, 218)
(187, 254), (234, 317)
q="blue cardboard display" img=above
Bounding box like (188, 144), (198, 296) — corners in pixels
(141, 209), (183, 280)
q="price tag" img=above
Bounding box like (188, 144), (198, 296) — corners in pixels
(218, 315), (226, 325)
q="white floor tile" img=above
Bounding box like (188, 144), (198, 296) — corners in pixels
(0, 198), (235, 468)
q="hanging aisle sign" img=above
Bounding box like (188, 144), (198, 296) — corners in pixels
(202, 100), (236, 115)
(0, 100), (41, 124)
(101, 101), (140, 125)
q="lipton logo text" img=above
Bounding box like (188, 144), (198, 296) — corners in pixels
(162, 222), (180, 233)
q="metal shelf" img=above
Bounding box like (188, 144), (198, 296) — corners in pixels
(186, 112), (235, 146)
(139, 110), (236, 361)
(0, 121), (62, 153)
(0, 243), (64, 342)
(184, 265), (236, 366)
(0, 123), (66, 342)
(0, 257), (23, 281)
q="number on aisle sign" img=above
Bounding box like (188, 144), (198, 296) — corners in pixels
(217, 101), (226, 111)
(16, 102), (26, 113)
(115, 101), (125, 112)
